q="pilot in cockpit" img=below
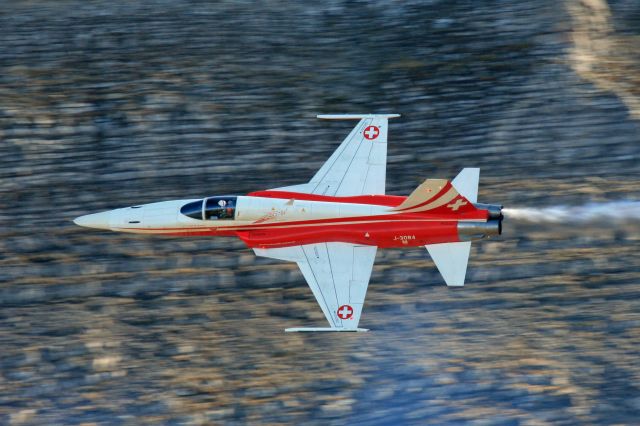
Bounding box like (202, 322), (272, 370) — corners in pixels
(217, 199), (235, 220)
(217, 199), (227, 219)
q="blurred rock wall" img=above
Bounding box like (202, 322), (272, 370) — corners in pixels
(1, 1), (639, 424)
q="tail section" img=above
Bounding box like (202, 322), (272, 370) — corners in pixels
(423, 168), (480, 287)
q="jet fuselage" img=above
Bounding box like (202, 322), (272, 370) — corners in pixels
(74, 190), (499, 249)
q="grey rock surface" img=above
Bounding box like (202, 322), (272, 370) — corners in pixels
(1, 0), (639, 424)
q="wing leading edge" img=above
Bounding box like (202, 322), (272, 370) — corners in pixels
(254, 242), (377, 332)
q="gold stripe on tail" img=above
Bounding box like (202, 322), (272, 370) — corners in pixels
(393, 179), (474, 214)
(393, 179), (449, 211)
(400, 187), (460, 214)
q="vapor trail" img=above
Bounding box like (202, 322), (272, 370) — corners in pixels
(502, 201), (640, 224)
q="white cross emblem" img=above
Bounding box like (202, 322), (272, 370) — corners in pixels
(363, 126), (379, 140)
(337, 305), (354, 319)
(447, 199), (468, 211)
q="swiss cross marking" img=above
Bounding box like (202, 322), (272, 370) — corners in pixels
(337, 304), (354, 320)
(447, 198), (468, 211)
(363, 125), (380, 140)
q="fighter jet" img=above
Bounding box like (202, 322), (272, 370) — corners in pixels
(75, 114), (503, 332)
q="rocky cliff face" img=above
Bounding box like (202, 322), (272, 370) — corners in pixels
(1, 1), (639, 424)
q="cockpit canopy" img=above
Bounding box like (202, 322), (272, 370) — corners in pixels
(180, 196), (237, 221)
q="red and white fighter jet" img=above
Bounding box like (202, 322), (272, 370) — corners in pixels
(75, 114), (503, 332)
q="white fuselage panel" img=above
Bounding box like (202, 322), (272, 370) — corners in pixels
(234, 196), (389, 224)
(108, 196), (391, 232)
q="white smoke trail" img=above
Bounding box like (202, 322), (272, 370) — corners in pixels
(502, 201), (640, 224)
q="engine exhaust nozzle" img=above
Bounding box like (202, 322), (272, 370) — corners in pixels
(473, 203), (504, 220)
(458, 219), (502, 241)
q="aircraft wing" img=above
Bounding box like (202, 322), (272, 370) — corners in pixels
(254, 242), (377, 332)
(276, 114), (400, 196)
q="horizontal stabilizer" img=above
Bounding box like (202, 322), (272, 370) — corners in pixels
(426, 241), (471, 287)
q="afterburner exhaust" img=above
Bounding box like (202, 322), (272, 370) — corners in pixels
(473, 203), (504, 220)
(458, 203), (503, 242)
(458, 220), (502, 241)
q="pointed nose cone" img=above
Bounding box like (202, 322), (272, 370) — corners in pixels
(73, 211), (111, 230)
